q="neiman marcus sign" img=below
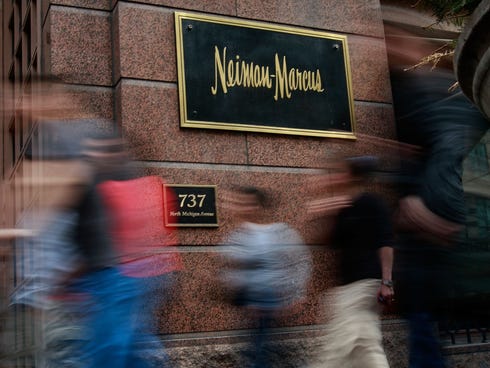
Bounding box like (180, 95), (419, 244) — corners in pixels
(175, 12), (356, 138)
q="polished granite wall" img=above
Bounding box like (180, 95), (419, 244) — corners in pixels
(44, 0), (399, 348)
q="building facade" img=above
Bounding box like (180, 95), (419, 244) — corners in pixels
(1, 1), (489, 367)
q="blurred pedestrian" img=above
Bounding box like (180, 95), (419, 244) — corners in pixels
(59, 132), (158, 368)
(4, 75), (97, 367)
(9, 196), (88, 368)
(386, 25), (489, 368)
(307, 156), (394, 368)
(94, 137), (183, 367)
(17, 77), (149, 368)
(222, 186), (311, 368)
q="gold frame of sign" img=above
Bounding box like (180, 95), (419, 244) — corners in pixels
(174, 11), (356, 139)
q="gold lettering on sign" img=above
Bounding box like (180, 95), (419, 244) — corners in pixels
(211, 46), (325, 100)
(211, 47), (272, 94)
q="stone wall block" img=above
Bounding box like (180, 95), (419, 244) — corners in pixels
(115, 3), (176, 81)
(119, 80), (248, 163)
(237, 0), (385, 38)
(49, 7), (112, 85)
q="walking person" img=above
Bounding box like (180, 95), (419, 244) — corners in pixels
(65, 134), (151, 368)
(96, 143), (183, 367)
(385, 24), (489, 368)
(222, 186), (311, 368)
(308, 156), (394, 368)
(4, 75), (111, 368)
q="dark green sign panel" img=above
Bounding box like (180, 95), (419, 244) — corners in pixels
(175, 12), (356, 139)
(164, 185), (218, 227)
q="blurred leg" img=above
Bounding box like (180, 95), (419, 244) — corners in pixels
(313, 280), (388, 368)
(253, 310), (274, 368)
(408, 312), (445, 368)
(131, 272), (175, 367)
(75, 268), (149, 368)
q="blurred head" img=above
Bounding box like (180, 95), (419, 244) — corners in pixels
(345, 155), (379, 181)
(23, 120), (95, 211)
(78, 124), (137, 183)
(383, 22), (455, 71)
(321, 155), (379, 190)
(226, 186), (270, 222)
(82, 135), (129, 167)
(20, 75), (86, 121)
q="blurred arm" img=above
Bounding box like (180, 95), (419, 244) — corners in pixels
(378, 246), (394, 302)
(0, 228), (36, 239)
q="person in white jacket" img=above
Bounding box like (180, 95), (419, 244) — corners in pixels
(222, 186), (311, 368)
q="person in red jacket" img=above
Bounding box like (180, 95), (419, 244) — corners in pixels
(87, 136), (183, 367)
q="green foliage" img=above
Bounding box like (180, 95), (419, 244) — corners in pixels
(414, 0), (483, 26)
